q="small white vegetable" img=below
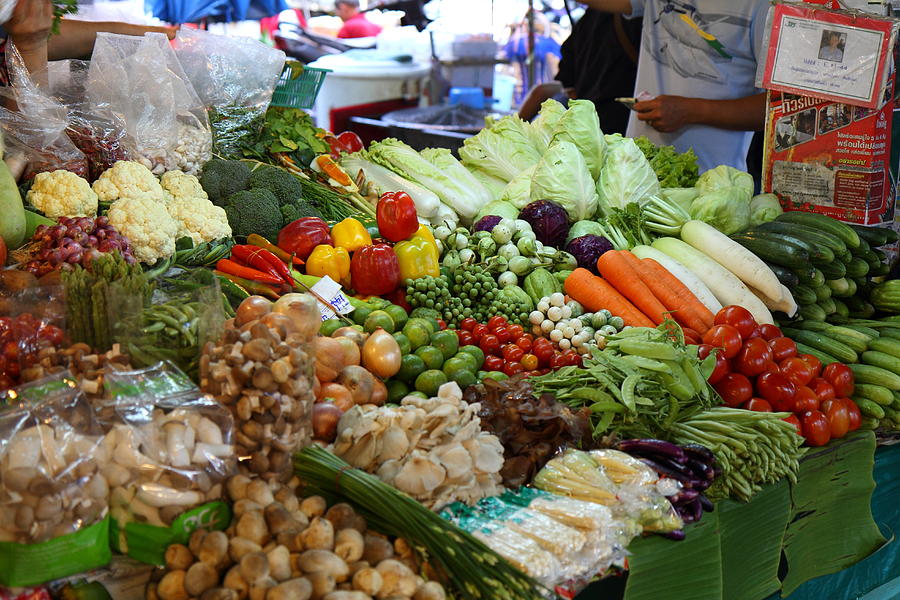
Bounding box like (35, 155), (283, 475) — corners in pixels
(549, 293), (565, 307)
(537, 300), (550, 313)
(546, 306), (563, 322)
(433, 225), (452, 241)
(571, 320), (583, 332)
(491, 224), (514, 245)
(529, 311), (544, 325)
(497, 271), (518, 287)
(562, 326), (575, 339)
(540, 319), (554, 333)
(514, 219), (532, 233)
(498, 243), (520, 260)
(559, 339), (571, 350)
(458, 248), (475, 264)
(549, 330), (563, 343)
(561, 305), (572, 319)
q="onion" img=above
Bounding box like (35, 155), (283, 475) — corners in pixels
(315, 337), (348, 382)
(273, 293), (320, 340)
(332, 326), (367, 348)
(335, 336), (361, 367)
(370, 378), (387, 406)
(235, 296), (272, 326)
(260, 312), (297, 338)
(336, 365), (376, 405)
(317, 383), (354, 411)
(361, 329), (402, 379)
(312, 402), (344, 442)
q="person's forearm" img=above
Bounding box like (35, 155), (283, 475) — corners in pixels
(690, 93), (767, 131)
(49, 20), (173, 60)
(579, 0), (632, 14)
(18, 44), (48, 85)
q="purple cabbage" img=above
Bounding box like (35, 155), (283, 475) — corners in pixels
(566, 235), (613, 274)
(473, 215), (503, 232)
(518, 200), (569, 247)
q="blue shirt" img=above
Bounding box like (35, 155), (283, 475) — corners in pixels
(626, 0), (770, 172)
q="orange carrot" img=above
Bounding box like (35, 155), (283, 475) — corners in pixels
(682, 327), (702, 345)
(564, 268), (655, 328)
(596, 251), (669, 325)
(639, 256), (715, 331)
(617, 251), (713, 334)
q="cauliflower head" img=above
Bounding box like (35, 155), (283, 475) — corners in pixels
(27, 170), (98, 218)
(107, 195), (178, 264)
(166, 197), (231, 245)
(93, 161), (165, 203)
(161, 170), (208, 203)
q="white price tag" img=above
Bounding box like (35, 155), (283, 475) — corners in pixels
(310, 276), (355, 321)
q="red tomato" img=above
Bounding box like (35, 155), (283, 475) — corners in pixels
(703, 324), (743, 359)
(457, 331), (474, 346)
(811, 378), (836, 404)
(783, 414), (802, 436)
(756, 372), (797, 412)
(502, 344), (525, 363)
(472, 324), (488, 341)
(734, 338), (773, 377)
(479, 334), (500, 355)
(507, 324), (525, 339)
(745, 397), (773, 412)
(793, 386), (820, 413)
(769, 337), (798, 362)
(801, 410), (831, 446)
(843, 398), (862, 431)
(696, 344), (714, 360)
(460, 318), (477, 332)
(780, 357), (815, 387)
(437, 319), (447, 331)
(745, 327), (762, 340)
(487, 316), (507, 331)
(715, 372), (753, 408)
(708, 349), (730, 385)
(520, 353), (538, 370)
(515, 337), (533, 352)
(759, 324), (783, 341)
(764, 360), (781, 374)
(714, 305), (757, 339)
(563, 350), (583, 367)
(822, 363), (855, 398)
(798, 353), (823, 377)
(484, 355), (504, 372)
(549, 353), (567, 369)
(824, 400), (850, 438)
(494, 326), (512, 343)
(503, 361), (524, 376)
(534, 344), (555, 367)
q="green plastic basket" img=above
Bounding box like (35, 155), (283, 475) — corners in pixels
(270, 62), (331, 110)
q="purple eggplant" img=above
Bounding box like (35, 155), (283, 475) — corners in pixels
(616, 439), (687, 463)
(699, 494), (715, 513)
(638, 458), (697, 487)
(686, 458), (716, 484)
(682, 443), (715, 464)
(679, 498), (703, 524)
(670, 488), (700, 505)
(660, 529), (686, 541)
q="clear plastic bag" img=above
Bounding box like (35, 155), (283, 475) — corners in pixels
(0, 45), (88, 180)
(86, 33), (211, 175)
(173, 29), (285, 158)
(0, 282), (67, 392)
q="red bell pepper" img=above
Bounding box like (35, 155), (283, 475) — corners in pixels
(337, 131), (364, 153)
(376, 191), (418, 242)
(350, 243), (401, 296)
(278, 217), (332, 261)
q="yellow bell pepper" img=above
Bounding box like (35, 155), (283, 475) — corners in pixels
(331, 218), (372, 253)
(306, 244), (350, 283)
(394, 235), (440, 281)
(412, 224), (436, 245)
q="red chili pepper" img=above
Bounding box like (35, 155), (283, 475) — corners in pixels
(231, 245), (293, 285)
(215, 259), (285, 287)
(376, 191), (418, 242)
(247, 234), (304, 266)
(350, 243), (400, 296)
(277, 217), (332, 261)
(214, 270), (280, 300)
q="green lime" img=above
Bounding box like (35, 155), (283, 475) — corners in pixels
(443, 356), (474, 379)
(406, 317), (436, 335)
(452, 351), (479, 373)
(396, 354), (426, 383)
(319, 319), (342, 336)
(415, 369), (448, 397)
(414, 345), (444, 370)
(353, 304), (372, 326)
(384, 304), (409, 331)
(392, 332), (412, 355)
(449, 369), (476, 389)
(482, 371), (508, 383)
(407, 391), (428, 400)
(403, 322), (431, 350)
(364, 310), (395, 334)
(459, 345), (485, 369)
(430, 329), (459, 360)
(386, 379), (410, 403)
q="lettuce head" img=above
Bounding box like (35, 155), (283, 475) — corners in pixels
(530, 139), (598, 221)
(551, 99), (607, 179)
(661, 187), (699, 214)
(500, 165), (536, 209)
(459, 115), (543, 182)
(468, 166), (507, 200)
(596, 136), (661, 215)
(531, 98), (566, 148)
(696, 165), (754, 202)
(690, 186), (751, 235)
(749, 193), (783, 226)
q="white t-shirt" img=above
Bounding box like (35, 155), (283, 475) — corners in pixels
(626, 0), (771, 172)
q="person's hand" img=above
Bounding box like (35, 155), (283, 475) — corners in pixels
(5, 0), (53, 52)
(634, 95), (699, 133)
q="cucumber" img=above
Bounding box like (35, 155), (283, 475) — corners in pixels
(859, 417), (881, 430)
(826, 278), (853, 297)
(794, 341), (839, 364)
(745, 227), (835, 265)
(792, 284), (817, 305)
(795, 320), (830, 331)
(825, 325), (875, 344)
(843, 324), (881, 339)
(782, 328), (858, 363)
(794, 265), (825, 287)
(775, 211), (861, 249)
(846, 257), (870, 278)
(878, 328), (900, 340)
(854, 397), (886, 419)
(799, 303), (828, 321)
(845, 296), (875, 319)
(848, 363), (900, 390)
(850, 224), (892, 247)
(759, 220), (847, 255)
(854, 383), (894, 406)
(861, 350), (900, 376)
(729, 234), (810, 269)
(766, 262), (800, 289)
(849, 237), (871, 257)
(867, 337), (900, 358)
(814, 284), (832, 302)
(819, 260), (847, 280)
(833, 298), (849, 318)
(817, 297), (837, 315)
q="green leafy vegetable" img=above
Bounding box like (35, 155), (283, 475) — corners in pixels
(530, 139), (599, 221)
(597, 136), (661, 215)
(690, 187), (751, 235)
(749, 193), (783, 226)
(634, 137), (700, 188)
(499, 165), (536, 209)
(550, 99), (607, 179)
(243, 106), (330, 166)
(459, 115), (543, 182)
(530, 98), (566, 148)
(695, 165), (754, 201)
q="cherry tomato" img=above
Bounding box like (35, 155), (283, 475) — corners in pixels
(708, 349), (730, 385)
(487, 316), (507, 331)
(457, 331), (474, 346)
(783, 414), (802, 436)
(768, 337), (797, 362)
(798, 353), (822, 378)
(734, 338), (773, 377)
(472, 324), (488, 341)
(715, 372), (753, 408)
(764, 360), (781, 374)
(515, 336), (533, 352)
(483, 355), (504, 372)
(502, 344), (525, 363)
(520, 353), (538, 370)
(437, 319), (447, 331)
(460, 318), (477, 332)
(714, 305), (757, 339)
(811, 378), (836, 404)
(745, 397), (773, 412)
(759, 324), (783, 341)
(842, 398), (861, 431)
(779, 357), (815, 388)
(824, 400), (850, 438)
(696, 344), (714, 360)
(793, 386), (820, 413)
(756, 371), (797, 412)
(549, 353), (567, 369)
(702, 324), (743, 359)
(479, 334), (500, 355)
(745, 327), (762, 340)
(507, 324), (525, 340)
(822, 363), (855, 398)
(801, 410), (831, 447)
(494, 326), (512, 343)
(563, 350), (583, 367)
(503, 361), (524, 376)
(534, 343), (555, 367)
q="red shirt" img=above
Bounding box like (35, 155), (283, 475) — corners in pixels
(337, 13), (383, 39)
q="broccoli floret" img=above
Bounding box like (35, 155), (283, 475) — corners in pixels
(200, 159), (251, 206)
(247, 167), (304, 204)
(280, 198), (324, 224)
(222, 189), (282, 241)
